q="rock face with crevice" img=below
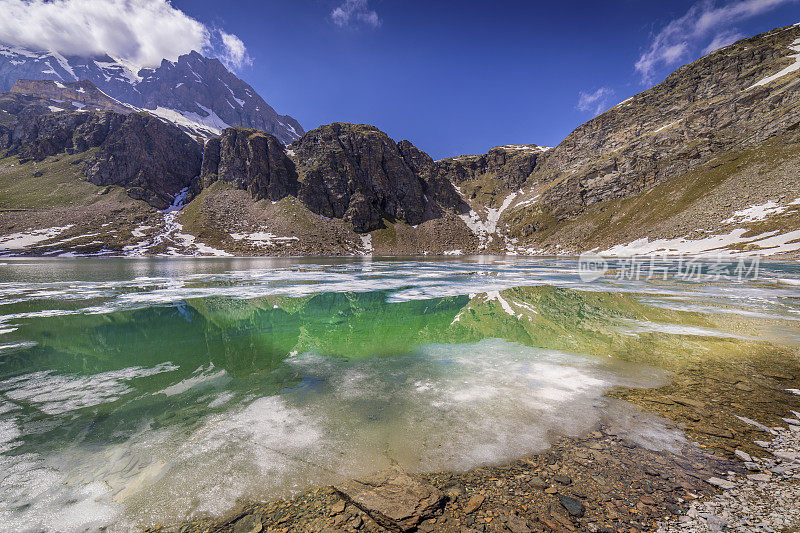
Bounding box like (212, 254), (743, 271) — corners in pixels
(200, 127), (298, 201)
(84, 112), (203, 209)
(292, 123), (430, 233)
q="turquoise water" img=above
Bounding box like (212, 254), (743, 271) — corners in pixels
(0, 257), (799, 531)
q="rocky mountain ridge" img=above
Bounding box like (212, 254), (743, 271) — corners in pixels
(0, 46), (303, 144)
(1, 23), (800, 257)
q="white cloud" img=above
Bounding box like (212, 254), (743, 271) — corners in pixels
(635, 0), (796, 83)
(577, 87), (615, 116)
(331, 0), (382, 29)
(703, 29), (747, 53)
(0, 0), (251, 71)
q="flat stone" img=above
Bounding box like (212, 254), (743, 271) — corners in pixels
(773, 451), (798, 462)
(442, 482), (466, 501)
(782, 418), (800, 426)
(706, 477), (736, 490)
(545, 486), (558, 494)
(734, 450), (752, 462)
(333, 466), (445, 532)
(528, 476), (548, 490)
(694, 426), (734, 439)
(558, 494), (585, 518)
(233, 514), (263, 533)
(671, 396), (706, 409)
(554, 474), (572, 485)
(463, 493), (485, 514)
(505, 514), (532, 533)
(747, 474), (771, 482)
(330, 500), (346, 514)
(735, 416), (773, 433)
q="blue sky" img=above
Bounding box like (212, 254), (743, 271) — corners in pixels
(178, 0), (798, 159)
(4, 0), (798, 158)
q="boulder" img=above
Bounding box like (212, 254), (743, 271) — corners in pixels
(333, 466), (445, 532)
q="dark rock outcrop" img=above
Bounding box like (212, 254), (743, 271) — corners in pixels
(84, 113), (203, 209)
(200, 127), (298, 201)
(7, 109), (127, 161)
(397, 140), (467, 213)
(2, 98), (202, 209)
(293, 123), (431, 232)
(196, 123), (466, 233)
(435, 144), (544, 190)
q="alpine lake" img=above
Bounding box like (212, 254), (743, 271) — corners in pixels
(0, 256), (798, 532)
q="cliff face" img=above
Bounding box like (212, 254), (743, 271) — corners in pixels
(200, 128), (298, 201)
(2, 97), (202, 209)
(293, 123), (454, 233)
(84, 113), (203, 209)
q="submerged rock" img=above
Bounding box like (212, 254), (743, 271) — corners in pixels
(232, 514), (262, 533)
(333, 465), (445, 532)
(558, 494), (585, 517)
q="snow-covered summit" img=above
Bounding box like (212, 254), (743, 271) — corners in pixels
(0, 45), (303, 144)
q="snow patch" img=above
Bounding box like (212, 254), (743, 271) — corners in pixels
(748, 38), (800, 89)
(599, 228), (800, 257)
(229, 232), (299, 248)
(0, 226), (73, 251)
(360, 234), (373, 255)
(724, 201), (791, 223)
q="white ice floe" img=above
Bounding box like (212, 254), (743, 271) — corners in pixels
(748, 37), (800, 89)
(615, 319), (755, 340)
(0, 226), (73, 251)
(1, 363), (178, 415)
(156, 364), (229, 397)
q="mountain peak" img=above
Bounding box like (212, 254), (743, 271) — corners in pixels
(0, 45), (303, 144)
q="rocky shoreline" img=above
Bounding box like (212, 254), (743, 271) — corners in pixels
(152, 345), (800, 533)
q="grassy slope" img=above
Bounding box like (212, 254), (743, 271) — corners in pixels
(0, 152), (159, 253)
(503, 132), (800, 255)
